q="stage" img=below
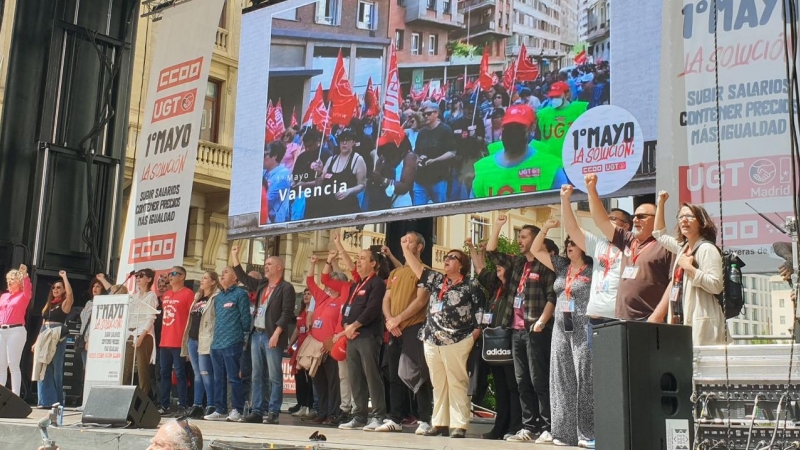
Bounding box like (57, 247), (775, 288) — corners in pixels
(0, 408), (572, 449)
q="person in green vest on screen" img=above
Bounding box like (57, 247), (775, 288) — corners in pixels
(536, 81), (588, 159)
(472, 105), (568, 198)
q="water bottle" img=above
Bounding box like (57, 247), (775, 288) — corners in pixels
(730, 264), (741, 284)
(243, 400), (250, 417)
(57, 404), (64, 427)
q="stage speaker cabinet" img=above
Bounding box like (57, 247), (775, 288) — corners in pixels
(0, 385), (31, 418)
(82, 385), (160, 428)
(592, 321), (693, 450)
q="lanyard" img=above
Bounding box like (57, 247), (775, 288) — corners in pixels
(260, 285), (276, 306)
(673, 247), (690, 283)
(347, 274), (374, 306)
(602, 245), (621, 278)
(629, 239), (654, 266)
(564, 264), (587, 300)
(517, 261), (533, 294)
(492, 285), (504, 311)
(438, 276), (464, 301)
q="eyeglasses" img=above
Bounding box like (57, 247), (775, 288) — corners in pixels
(677, 214), (696, 222)
(422, 110), (437, 117)
(494, 96), (503, 100)
(169, 271), (184, 277)
(633, 213), (655, 220)
(135, 273), (146, 278)
(608, 215), (629, 224)
(444, 254), (460, 261)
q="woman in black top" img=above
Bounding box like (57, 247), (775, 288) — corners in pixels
(311, 128), (366, 218)
(35, 270), (74, 407)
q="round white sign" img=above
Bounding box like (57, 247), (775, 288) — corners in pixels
(561, 105), (644, 196)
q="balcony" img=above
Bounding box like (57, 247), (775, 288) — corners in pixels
(432, 245), (449, 272)
(586, 20), (609, 43)
(406, 0), (464, 30)
(450, 20), (511, 40)
(214, 28), (229, 56)
(195, 141), (233, 188)
(459, 0), (496, 14)
(506, 43), (520, 56)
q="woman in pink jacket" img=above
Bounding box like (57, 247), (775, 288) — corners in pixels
(0, 264), (32, 396)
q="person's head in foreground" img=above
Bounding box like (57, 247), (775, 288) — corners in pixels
(147, 419), (203, 450)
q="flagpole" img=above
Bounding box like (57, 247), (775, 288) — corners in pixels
(509, 59), (519, 109)
(318, 101), (332, 161)
(471, 85), (480, 128)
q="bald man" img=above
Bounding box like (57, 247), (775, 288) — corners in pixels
(147, 419), (203, 450)
(232, 246), (296, 424)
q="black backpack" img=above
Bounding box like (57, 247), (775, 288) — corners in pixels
(692, 240), (745, 319)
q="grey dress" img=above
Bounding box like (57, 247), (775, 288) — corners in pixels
(550, 255), (594, 445)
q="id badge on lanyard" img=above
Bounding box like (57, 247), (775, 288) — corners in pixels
(621, 266), (639, 279)
(514, 294), (524, 309)
(430, 302), (444, 314)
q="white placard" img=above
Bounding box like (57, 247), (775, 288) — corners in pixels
(665, 418), (691, 450)
(562, 105), (645, 195)
(82, 295), (130, 405)
(117, 0), (225, 281)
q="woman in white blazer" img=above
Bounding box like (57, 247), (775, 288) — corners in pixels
(651, 191), (728, 346)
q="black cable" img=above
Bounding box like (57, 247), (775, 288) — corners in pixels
(781, 0), (800, 446)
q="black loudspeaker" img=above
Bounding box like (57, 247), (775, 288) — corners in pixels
(82, 385), (160, 428)
(0, 385), (31, 418)
(592, 321), (693, 450)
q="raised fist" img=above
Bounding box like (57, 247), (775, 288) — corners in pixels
(544, 218), (561, 230)
(310, 255), (318, 264)
(231, 244), (239, 255)
(58, 270), (67, 278)
(584, 174), (598, 190)
(657, 190), (669, 205)
(495, 214), (508, 227)
(560, 184), (573, 198)
(327, 250), (338, 262)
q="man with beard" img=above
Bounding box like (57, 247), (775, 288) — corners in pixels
(471, 105), (567, 198)
(585, 174), (672, 320)
(536, 81), (588, 159)
(413, 101), (456, 205)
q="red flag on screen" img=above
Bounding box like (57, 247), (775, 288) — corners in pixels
(328, 49), (358, 126)
(516, 44), (540, 82)
(478, 46), (494, 91)
(377, 43), (404, 148)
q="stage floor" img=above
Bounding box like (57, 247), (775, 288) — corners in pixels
(0, 408), (577, 450)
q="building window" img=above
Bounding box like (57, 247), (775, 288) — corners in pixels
(315, 0), (341, 26)
(781, 298), (786, 308)
(781, 316), (787, 325)
(240, 237), (281, 273)
(470, 216), (490, 244)
(428, 34), (438, 55)
(357, 1), (377, 30)
(733, 322), (739, 335)
(200, 80), (221, 143)
(427, 0), (436, 10)
(395, 29), (404, 50)
(752, 309), (759, 321)
(411, 32), (420, 55)
(443, 0), (450, 13)
(744, 323), (749, 334)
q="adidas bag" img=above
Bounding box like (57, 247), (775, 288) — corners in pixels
(481, 327), (513, 365)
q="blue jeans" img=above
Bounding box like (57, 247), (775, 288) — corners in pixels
(251, 332), (284, 415)
(413, 181), (448, 205)
(188, 338), (214, 407)
(159, 347), (188, 409)
(211, 343), (244, 414)
(37, 325), (66, 407)
(291, 196), (306, 221)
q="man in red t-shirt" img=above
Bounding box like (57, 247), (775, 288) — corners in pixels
(157, 266), (194, 416)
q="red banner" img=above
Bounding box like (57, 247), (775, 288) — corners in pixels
(328, 49), (357, 126)
(516, 45), (539, 82)
(502, 60), (516, 92)
(378, 43), (404, 148)
(303, 83), (329, 133)
(478, 46), (494, 91)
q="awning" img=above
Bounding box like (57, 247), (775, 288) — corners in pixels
(268, 69), (323, 78)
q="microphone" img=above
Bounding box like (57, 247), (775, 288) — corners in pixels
(111, 270), (137, 294)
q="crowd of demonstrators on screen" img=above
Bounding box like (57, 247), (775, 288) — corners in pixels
(259, 64), (610, 224)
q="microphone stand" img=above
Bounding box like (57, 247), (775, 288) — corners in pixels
(786, 217), (800, 344)
(112, 271), (136, 295)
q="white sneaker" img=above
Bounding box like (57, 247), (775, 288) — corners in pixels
(553, 438), (570, 446)
(226, 409), (242, 422)
(535, 430), (554, 444)
(578, 439), (596, 448)
(415, 421), (433, 435)
(375, 419), (402, 432)
(204, 411), (228, 421)
(506, 429), (536, 441)
(292, 406), (309, 417)
(339, 418), (367, 430)
(363, 417), (382, 431)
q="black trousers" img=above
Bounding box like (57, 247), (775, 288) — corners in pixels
(490, 363), (523, 436)
(312, 355), (340, 418)
(512, 328), (552, 432)
(295, 368), (314, 408)
(387, 325), (433, 424)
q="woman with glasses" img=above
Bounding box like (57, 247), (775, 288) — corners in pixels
(532, 219), (595, 448)
(312, 128), (366, 218)
(34, 270), (74, 408)
(0, 264), (31, 396)
(78, 275), (110, 370)
(181, 271), (221, 418)
(403, 112), (424, 152)
(279, 128), (302, 173)
(652, 191), (727, 345)
(401, 237), (484, 438)
(124, 269), (159, 399)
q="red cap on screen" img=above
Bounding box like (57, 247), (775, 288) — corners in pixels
(502, 105), (536, 128)
(547, 81), (570, 98)
(331, 337), (348, 361)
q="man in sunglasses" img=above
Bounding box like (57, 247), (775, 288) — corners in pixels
(413, 101), (456, 205)
(158, 266), (194, 416)
(585, 174), (671, 321)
